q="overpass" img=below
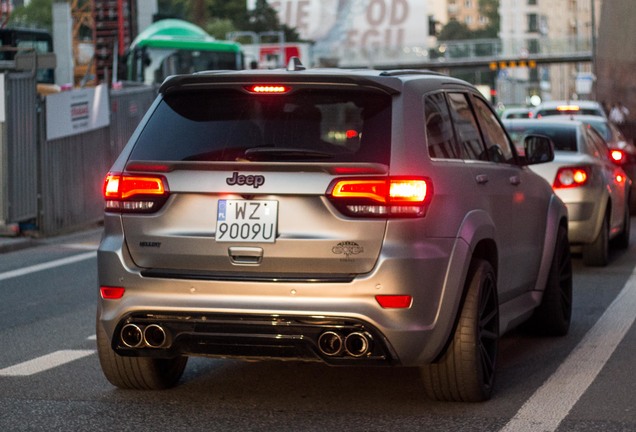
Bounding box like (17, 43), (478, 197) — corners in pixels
(330, 37), (593, 71)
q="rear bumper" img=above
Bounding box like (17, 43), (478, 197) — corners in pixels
(97, 222), (470, 367)
(111, 311), (396, 365)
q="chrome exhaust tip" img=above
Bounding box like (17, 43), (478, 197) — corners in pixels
(120, 324), (144, 348)
(318, 331), (343, 356)
(344, 332), (371, 357)
(143, 324), (167, 348)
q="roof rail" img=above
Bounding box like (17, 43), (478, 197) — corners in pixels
(379, 69), (445, 77)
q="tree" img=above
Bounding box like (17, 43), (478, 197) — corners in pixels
(158, 0), (300, 42)
(477, 0), (500, 38)
(438, 20), (473, 41)
(7, 0), (53, 31)
(438, 0), (500, 41)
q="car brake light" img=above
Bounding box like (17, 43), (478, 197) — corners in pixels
(246, 84), (291, 94)
(100, 286), (125, 299)
(610, 149), (626, 164)
(557, 105), (580, 112)
(376, 295), (412, 308)
(103, 172), (169, 213)
(553, 166), (589, 188)
(327, 177), (432, 217)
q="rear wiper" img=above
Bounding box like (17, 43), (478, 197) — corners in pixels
(244, 147), (334, 161)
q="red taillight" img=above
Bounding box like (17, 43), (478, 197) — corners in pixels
(103, 172), (169, 213)
(100, 286), (125, 299)
(376, 295), (413, 309)
(327, 177), (432, 217)
(346, 129), (359, 139)
(610, 149), (626, 164)
(553, 166), (589, 188)
(245, 84), (291, 94)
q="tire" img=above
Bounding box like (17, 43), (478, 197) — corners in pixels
(526, 225), (572, 336)
(421, 259), (499, 402)
(96, 319), (188, 390)
(613, 200), (631, 250)
(582, 212), (609, 266)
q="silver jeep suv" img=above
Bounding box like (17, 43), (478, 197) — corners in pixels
(97, 60), (571, 402)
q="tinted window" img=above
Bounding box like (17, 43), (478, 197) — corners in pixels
(447, 92), (486, 161)
(582, 119), (611, 141)
(585, 128), (610, 160)
(130, 89), (392, 164)
(425, 93), (461, 159)
(506, 123), (578, 152)
(472, 96), (515, 163)
(536, 108), (603, 117)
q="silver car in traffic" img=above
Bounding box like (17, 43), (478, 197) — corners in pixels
(504, 118), (631, 266)
(97, 61), (571, 402)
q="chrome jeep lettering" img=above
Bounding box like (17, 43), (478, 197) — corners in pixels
(226, 172), (265, 188)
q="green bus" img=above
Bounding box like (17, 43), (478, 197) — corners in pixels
(127, 19), (244, 85)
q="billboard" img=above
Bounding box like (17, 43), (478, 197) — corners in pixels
(248, 0), (429, 67)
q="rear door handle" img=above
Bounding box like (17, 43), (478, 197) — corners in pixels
(509, 175), (521, 185)
(228, 247), (263, 265)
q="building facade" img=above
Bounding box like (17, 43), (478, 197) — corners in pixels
(498, 0), (600, 105)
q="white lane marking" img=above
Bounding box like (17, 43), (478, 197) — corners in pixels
(0, 251), (96, 282)
(61, 242), (99, 251)
(500, 275), (636, 432)
(0, 350), (96, 376)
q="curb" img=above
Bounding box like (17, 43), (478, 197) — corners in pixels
(0, 237), (39, 254)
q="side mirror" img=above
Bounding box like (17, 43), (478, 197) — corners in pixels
(523, 134), (554, 165)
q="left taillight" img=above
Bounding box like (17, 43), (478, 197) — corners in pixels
(553, 166), (589, 189)
(327, 177), (432, 218)
(103, 172), (169, 213)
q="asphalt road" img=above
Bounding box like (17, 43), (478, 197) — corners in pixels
(1, 225), (635, 431)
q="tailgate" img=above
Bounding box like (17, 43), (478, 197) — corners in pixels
(121, 166), (387, 275)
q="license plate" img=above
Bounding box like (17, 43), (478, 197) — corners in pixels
(216, 200), (278, 243)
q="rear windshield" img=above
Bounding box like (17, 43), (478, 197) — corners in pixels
(130, 89), (392, 164)
(536, 108), (602, 117)
(506, 124), (578, 152)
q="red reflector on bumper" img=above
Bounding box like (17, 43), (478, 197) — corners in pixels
(100, 286), (125, 299)
(375, 295), (412, 309)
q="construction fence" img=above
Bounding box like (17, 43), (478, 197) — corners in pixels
(0, 70), (155, 236)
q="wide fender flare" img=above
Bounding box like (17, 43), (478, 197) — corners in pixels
(446, 210), (497, 303)
(423, 210), (496, 363)
(534, 194), (569, 293)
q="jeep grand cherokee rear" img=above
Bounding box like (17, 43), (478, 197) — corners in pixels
(97, 61), (571, 402)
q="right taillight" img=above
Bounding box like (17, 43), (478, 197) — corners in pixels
(610, 149), (626, 165)
(327, 177), (432, 218)
(553, 166), (590, 189)
(103, 172), (169, 213)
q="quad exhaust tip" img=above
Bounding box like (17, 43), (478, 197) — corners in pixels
(120, 323), (144, 348)
(143, 324), (167, 348)
(318, 330), (372, 358)
(120, 323), (167, 348)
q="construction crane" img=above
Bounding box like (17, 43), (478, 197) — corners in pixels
(71, 0), (136, 86)
(71, 0), (95, 86)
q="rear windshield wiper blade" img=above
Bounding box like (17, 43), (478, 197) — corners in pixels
(244, 147), (334, 161)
